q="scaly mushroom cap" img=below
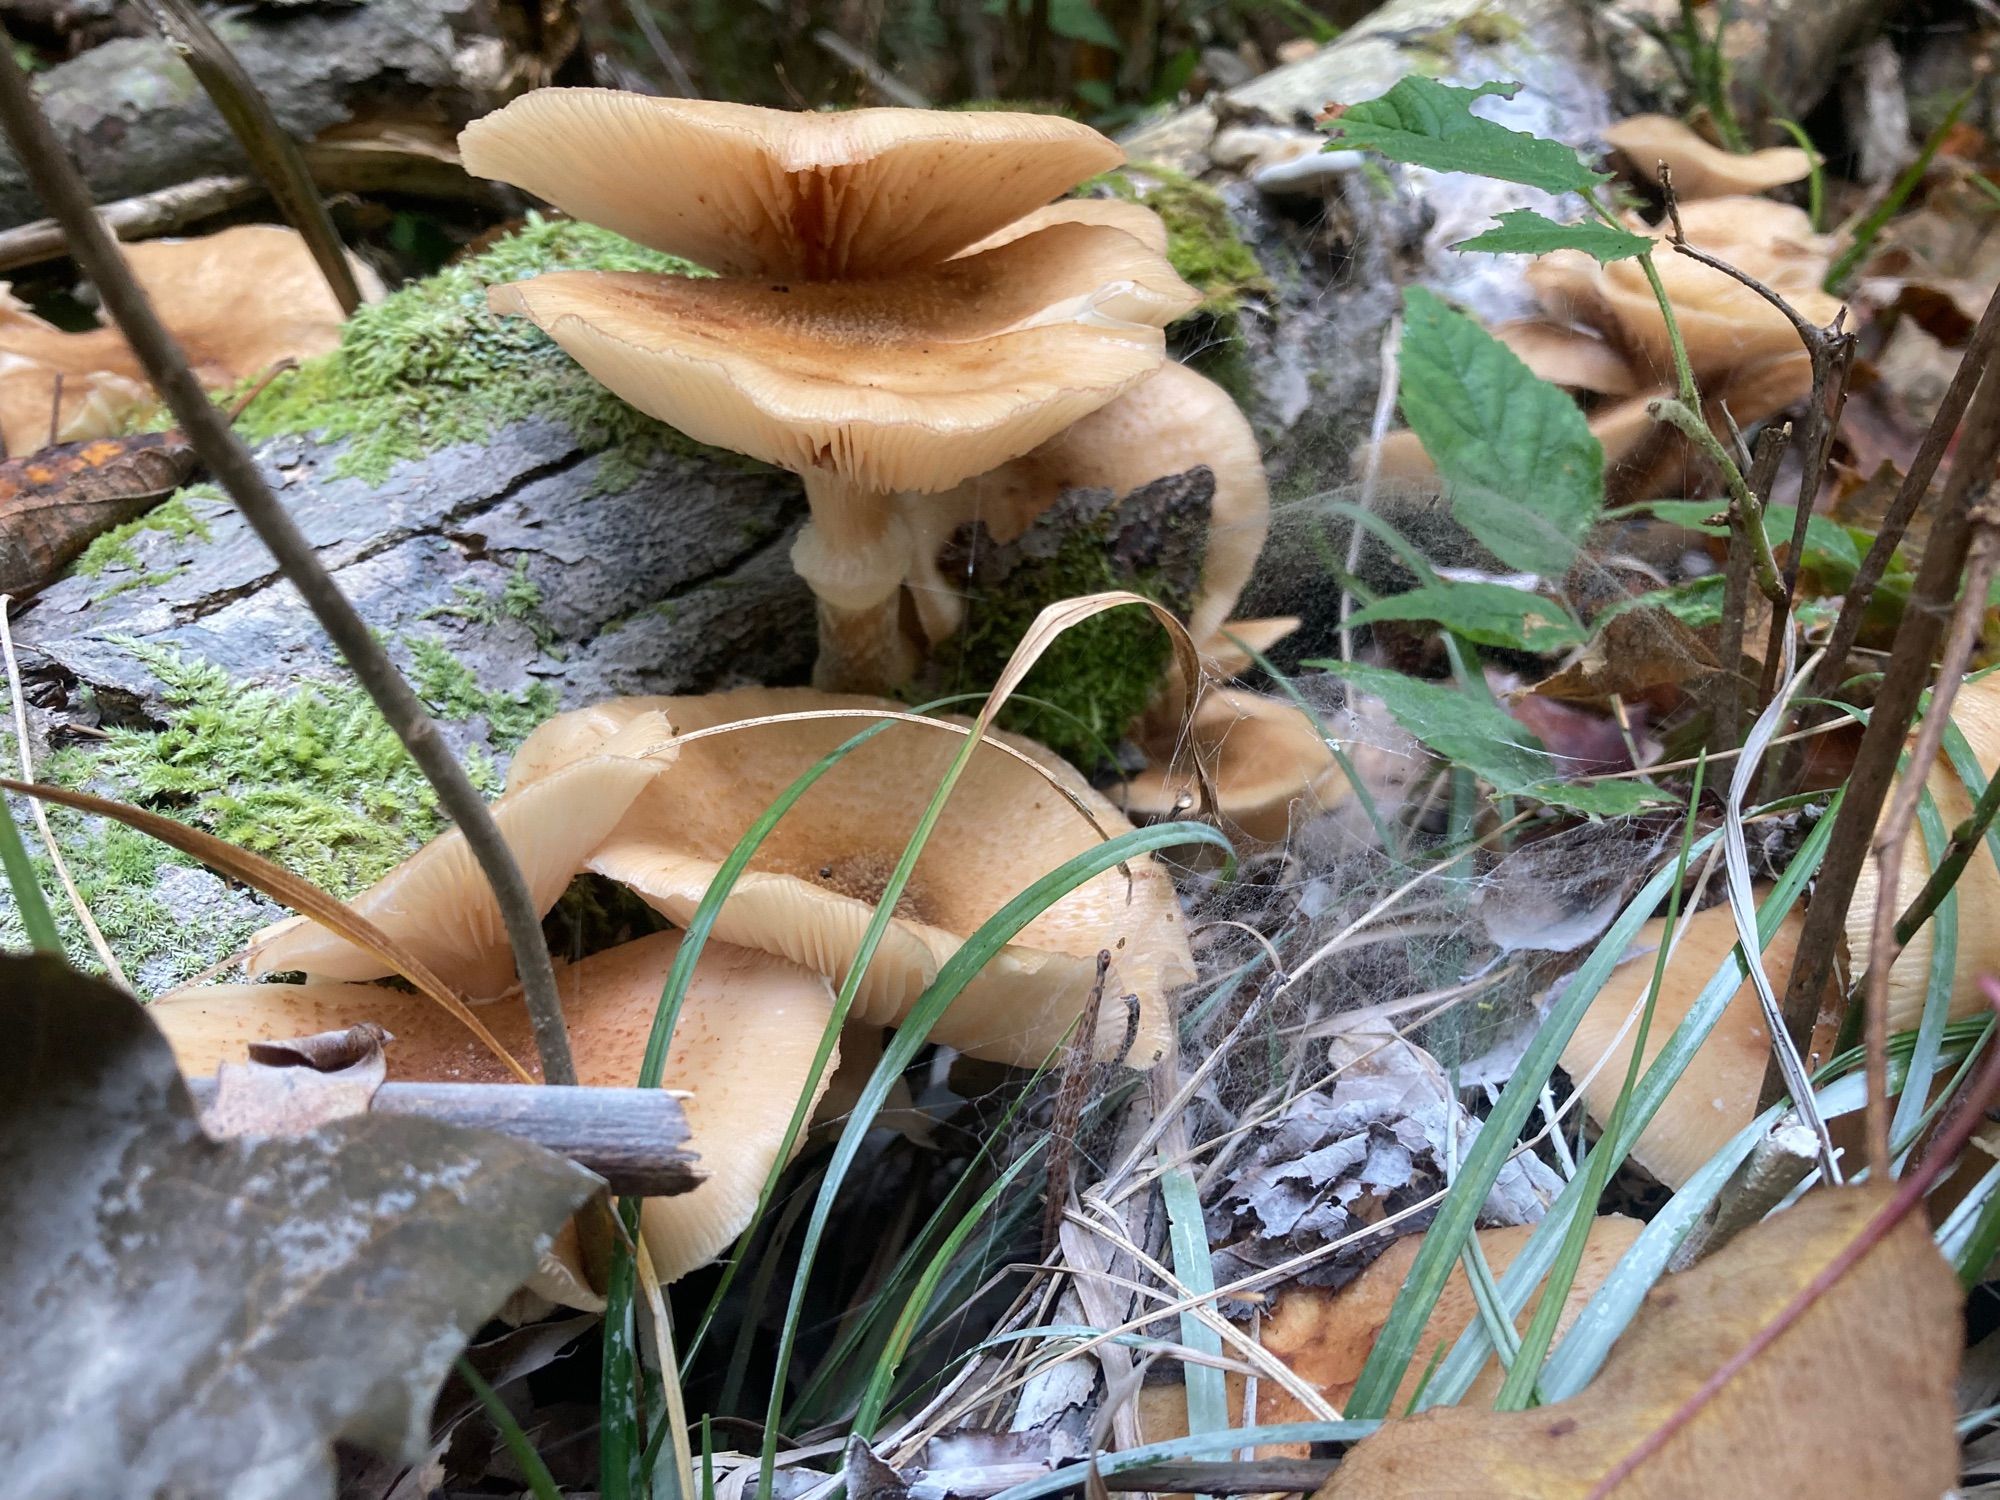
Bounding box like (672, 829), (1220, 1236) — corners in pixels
(509, 689), (1193, 1067)
(458, 92), (1124, 280)
(896, 360), (1268, 644)
(488, 221), (1197, 496)
(1562, 901), (1809, 1190)
(1603, 115), (1815, 201)
(1124, 687), (1345, 847)
(1848, 672), (2000, 1032)
(249, 713), (674, 999)
(0, 226), (373, 455)
(153, 930), (837, 1282)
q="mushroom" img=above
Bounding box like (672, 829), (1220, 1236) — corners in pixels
(153, 929), (839, 1283)
(1602, 115), (1815, 202)
(1372, 199), (1843, 503)
(894, 358), (1270, 653)
(0, 225), (377, 455)
(1847, 671), (2000, 1032)
(1133, 1213), (1642, 1447)
(459, 93), (1200, 693)
(249, 711), (675, 1000)
(1122, 686), (1347, 848)
(1561, 900), (1814, 1189)
(508, 687), (1194, 1068)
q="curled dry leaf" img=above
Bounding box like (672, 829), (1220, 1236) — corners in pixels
(155, 928), (836, 1284)
(510, 687), (1194, 1067)
(1317, 1187), (1960, 1499)
(0, 953), (599, 1500)
(0, 225), (377, 456)
(1602, 115), (1815, 201)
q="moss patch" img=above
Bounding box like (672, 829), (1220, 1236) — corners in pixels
(234, 215), (726, 488)
(71, 486), (221, 579)
(932, 500), (1197, 769)
(406, 632), (561, 751)
(419, 560), (559, 654)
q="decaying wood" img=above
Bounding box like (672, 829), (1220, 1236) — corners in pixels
(183, 1076), (702, 1196)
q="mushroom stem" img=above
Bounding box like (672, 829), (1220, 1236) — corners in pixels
(791, 470), (919, 693)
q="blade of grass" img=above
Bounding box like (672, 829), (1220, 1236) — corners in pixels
(0, 784), (57, 951)
(759, 818), (1232, 1496)
(458, 1355), (564, 1500)
(1825, 87), (1970, 294)
(1890, 788), (1960, 1159)
(984, 1422), (1381, 1500)
(1494, 755), (1707, 1409)
(1415, 795), (1837, 1408)
(1161, 1164), (1227, 1437)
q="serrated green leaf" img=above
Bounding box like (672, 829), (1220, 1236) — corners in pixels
(1307, 661), (1659, 816)
(1398, 286), (1605, 575)
(1321, 77), (1609, 195)
(1452, 208), (1651, 262)
(1344, 581), (1587, 652)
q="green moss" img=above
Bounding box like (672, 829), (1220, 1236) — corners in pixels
(234, 215), (728, 488)
(419, 559), (558, 654)
(937, 516), (1192, 769)
(71, 487), (221, 579)
(406, 633), (561, 750)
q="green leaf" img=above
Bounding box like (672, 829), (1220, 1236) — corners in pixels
(1308, 661), (1659, 816)
(1343, 581), (1588, 652)
(1398, 286), (1605, 575)
(1452, 208), (1651, 262)
(1634, 500), (1864, 574)
(1048, 0), (1121, 49)
(1321, 77), (1609, 195)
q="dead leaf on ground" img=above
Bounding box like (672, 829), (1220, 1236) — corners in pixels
(1318, 1186), (1960, 1499)
(0, 224), (377, 456)
(0, 953), (600, 1500)
(0, 429), (206, 597)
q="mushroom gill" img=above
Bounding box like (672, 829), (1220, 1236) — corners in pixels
(508, 688), (1194, 1068)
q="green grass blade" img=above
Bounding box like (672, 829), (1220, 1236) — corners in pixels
(758, 819), (1233, 1495)
(1890, 787), (1959, 1157)
(1161, 1164), (1228, 1436)
(983, 1422), (1380, 1500)
(458, 1355), (564, 1500)
(0, 792), (58, 952)
(1825, 88), (1969, 294)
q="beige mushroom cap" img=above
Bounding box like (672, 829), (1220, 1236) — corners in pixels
(458, 91), (1124, 280)
(1604, 115), (1815, 201)
(1562, 901), (1809, 1190)
(1848, 672), (2000, 1033)
(250, 713), (674, 999)
(509, 688), (1193, 1067)
(1124, 687), (1346, 847)
(957, 197), (1171, 259)
(897, 360), (1268, 645)
(153, 929), (838, 1282)
(489, 221), (1196, 496)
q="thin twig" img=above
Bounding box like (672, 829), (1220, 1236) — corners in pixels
(0, 36), (578, 1086)
(627, 0), (700, 96)
(1769, 343), (2000, 1104)
(1043, 950), (1112, 1258)
(814, 29), (930, 107)
(1586, 979), (2000, 1500)
(1712, 424), (1789, 754)
(0, 596), (125, 984)
(1650, 397), (1786, 604)
(1813, 280), (2000, 703)
(1856, 500), (2000, 1175)
(131, 0), (361, 315)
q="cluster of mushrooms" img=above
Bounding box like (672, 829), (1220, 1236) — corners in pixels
(152, 86), (1367, 1296)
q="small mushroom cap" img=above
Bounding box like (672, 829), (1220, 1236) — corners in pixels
(489, 221), (1197, 496)
(249, 713), (674, 999)
(1561, 901), (1809, 1190)
(897, 360), (1268, 645)
(458, 91), (1123, 279)
(510, 688), (1193, 1067)
(152, 929), (838, 1283)
(1604, 115), (1815, 201)
(956, 197), (1171, 258)
(1494, 319), (1640, 396)
(1848, 672), (2000, 1032)
(1123, 687), (1346, 847)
